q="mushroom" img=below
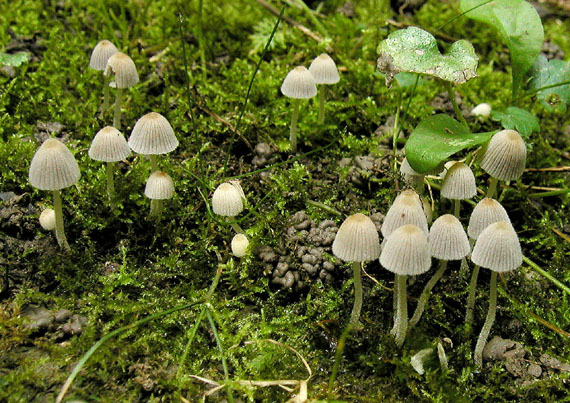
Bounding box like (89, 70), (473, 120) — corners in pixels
(89, 40), (118, 118)
(212, 182), (246, 233)
(440, 161), (476, 217)
(308, 53), (340, 124)
(381, 189), (429, 238)
(231, 233), (249, 258)
(400, 157), (425, 193)
(29, 138), (80, 250)
(471, 103), (491, 118)
(144, 171), (174, 218)
(39, 208), (56, 231)
(104, 52), (139, 129)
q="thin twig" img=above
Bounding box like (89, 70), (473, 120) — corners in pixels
(525, 166), (570, 172)
(256, 0), (322, 42)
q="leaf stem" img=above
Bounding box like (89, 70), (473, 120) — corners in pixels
(205, 308), (234, 403)
(445, 81), (468, 129)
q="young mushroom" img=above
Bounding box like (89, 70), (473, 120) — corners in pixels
(308, 53), (340, 124)
(231, 233), (249, 258)
(440, 161), (476, 217)
(89, 40), (118, 117)
(104, 52), (139, 129)
(39, 208), (56, 231)
(212, 182), (246, 234)
(144, 171), (174, 218)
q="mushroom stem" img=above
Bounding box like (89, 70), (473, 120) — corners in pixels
(454, 199), (460, 218)
(290, 98), (300, 153)
(474, 271), (498, 367)
(101, 74), (112, 119)
(52, 190), (70, 251)
(390, 276), (399, 336)
(465, 264), (481, 334)
(230, 222), (244, 234)
(350, 261), (363, 325)
(409, 260), (448, 329)
(394, 274), (408, 348)
(318, 86), (326, 124)
(106, 161), (116, 207)
(149, 155), (159, 172)
(149, 199), (163, 218)
(487, 177), (499, 199)
(113, 87), (123, 130)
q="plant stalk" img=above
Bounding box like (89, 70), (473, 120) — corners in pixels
(205, 308), (234, 403)
(465, 264), (480, 335)
(327, 322), (353, 400)
(149, 154), (159, 172)
(101, 74), (112, 119)
(454, 199), (460, 218)
(113, 87), (123, 130)
(487, 177), (499, 198)
(290, 98), (301, 153)
(149, 199), (162, 218)
(445, 81), (468, 128)
(52, 190), (70, 251)
(350, 261), (363, 325)
(106, 161), (116, 207)
(409, 260), (448, 328)
(394, 274), (408, 348)
(318, 86), (326, 124)
(474, 271), (497, 367)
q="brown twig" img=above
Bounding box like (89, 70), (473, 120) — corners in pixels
(191, 107), (253, 151)
(256, 0), (323, 43)
(525, 166), (570, 172)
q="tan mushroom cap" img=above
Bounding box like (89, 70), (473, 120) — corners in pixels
(380, 224), (431, 276)
(332, 213), (381, 262)
(89, 126), (131, 162)
(39, 208), (56, 231)
(467, 198), (511, 240)
(441, 162), (477, 200)
(29, 138), (81, 190)
(309, 53), (340, 84)
(281, 66), (317, 99)
(400, 157), (422, 178)
(104, 52), (139, 88)
(381, 189), (429, 237)
(428, 214), (470, 260)
(89, 40), (118, 71)
(479, 129), (527, 181)
(231, 233), (249, 257)
(471, 221), (522, 272)
(212, 183), (244, 217)
(144, 171), (174, 200)
(128, 112), (178, 155)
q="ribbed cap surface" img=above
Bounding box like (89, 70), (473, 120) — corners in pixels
(212, 183), (244, 217)
(144, 171), (174, 200)
(39, 208), (56, 231)
(89, 40), (118, 71)
(471, 221), (522, 272)
(332, 213), (381, 262)
(441, 162), (476, 200)
(104, 52), (139, 88)
(231, 234), (249, 257)
(89, 126), (131, 162)
(381, 189), (429, 237)
(281, 66), (317, 99)
(29, 138), (81, 190)
(479, 129), (526, 181)
(128, 112), (178, 155)
(308, 53), (340, 84)
(467, 198), (511, 240)
(380, 224), (431, 275)
(428, 214), (470, 260)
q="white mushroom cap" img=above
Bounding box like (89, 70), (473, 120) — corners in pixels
(39, 208), (56, 231)
(381, 189), (429, 237)
(144, 171), (174, 200)
(29, 138), (81, 191)
(128, 112), (178, 155)
(89, 40), (118, 71)
(471, 221), (522, 272)
(308, 53), (340, 84)
(380, 224), (431, 276)
(428, 214), (470, 260)
(212, 183), (244, 217)
(104, 52), (139, 88)
(441, 162), (477, 200)
(400, 157), (422, 177)
(280, 66), (317, 99)
(231, 233), (249, 257)
(471, 103), (491, 118)
(479, 129), (527, 181)
(332, 213), (381, 262)
(467, 198), (511, 240)
(89, 126), (131, 162)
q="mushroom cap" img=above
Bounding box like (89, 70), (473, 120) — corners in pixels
(380, 224), (431, 276)
(381, 189), (429, 237)
(400, 157), (422, 177)
(128, 112), (178, 155)
(89, 40), (118, 71)
(231, 233), (249, 257)
(471, 103), (491, 118)
(308, 53), (340, 84)
(471, 221), (522, 272)
(144, 171), (174, 200)
(39, 208), (56, 231)
(89, 126), (131, 162)
(332, 213), (381, 262)
(104, 52), (139, 88)
(479, 129), (527, 181)
(29, 138), (81, 190)
(467, 198), (511, 240)
(212, 182), (244, 217)
(428, 214), (470, 260)
(280, 66), (317, 99)
(441, 162), (477, 200)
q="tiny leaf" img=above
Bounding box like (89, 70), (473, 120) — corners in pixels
(0, 51), (30, 67)
(527, 55), (570, 112)
(491, 107), (539, 138)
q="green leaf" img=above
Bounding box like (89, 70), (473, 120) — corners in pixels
(491, 107), (539, 138)
(0, 51), (30, 67)
(459, 0), (544, 101)
(405, 114), (496, 174)
(527, 55), (570, 112)
(394, 72), (426, 88)
(376, 27), (478, 88)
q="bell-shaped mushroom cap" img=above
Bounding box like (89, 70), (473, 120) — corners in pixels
(332, 213), (381, 262)
(128, 112), (178, 155)
(428, 214), (470, 260)
(39, 208), (56, 231)
(308, 53), (340, 84)
(104, 52), (139, 88)
(471, 221), (522, 272)
(231, 233), (249, 258)
(281, 66), (317, 99)
(400, 157), (422, 178)
(479, 129), (526, 181)
(29, 138), (81, 191)
(212, 182), (244, 217)
(144, 171), (174, 200)
(89, 40), (118, 71)
(380, 224), (431, 276)
(467, 198), (511, 240)
(381, 189), (429, 237)
(89, 126), (131, 162)
(441, 162), (477, 200)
